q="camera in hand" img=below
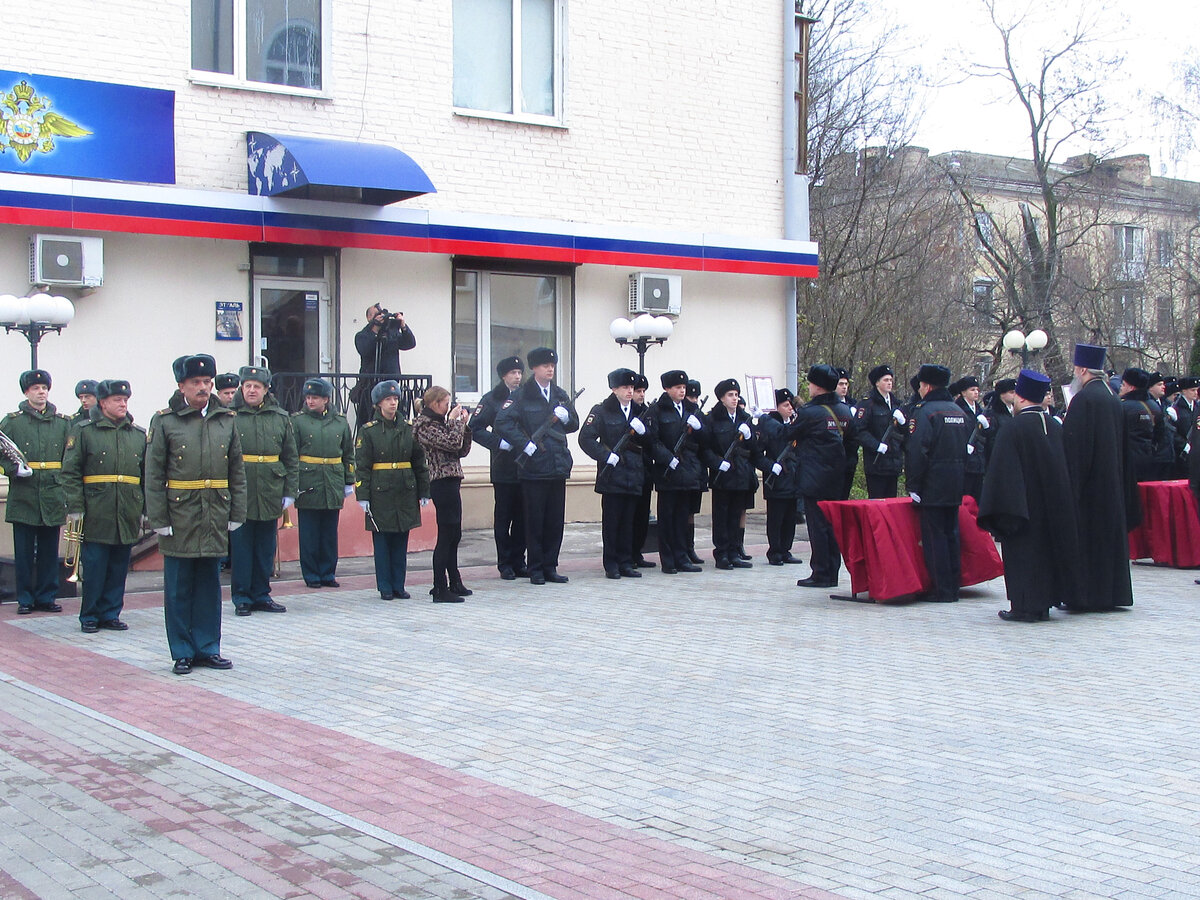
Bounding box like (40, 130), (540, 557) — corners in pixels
(376, 308), (403, 322)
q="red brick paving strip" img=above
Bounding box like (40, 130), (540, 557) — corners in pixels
(0, 621), (843, 900)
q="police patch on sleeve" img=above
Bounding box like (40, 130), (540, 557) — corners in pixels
(584, 413), (595, 426)
(501, 399), (514, 409)
(856, 407), (866, 419)
(908, 419), (917, 434)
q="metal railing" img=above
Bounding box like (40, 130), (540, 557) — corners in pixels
(272, 372), (431, 435)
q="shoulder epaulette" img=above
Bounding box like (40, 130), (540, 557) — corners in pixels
(157, 408), (171, 415)
(364, 420), (377, 428)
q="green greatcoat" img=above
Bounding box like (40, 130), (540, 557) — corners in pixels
(292, 407), (354, 510)
(0, 400), (71, 527)
(61, 408), (147, 546)
(353, 415), (430, 533)
(145, 392), (248, 558)
(230, 393), (299, 521)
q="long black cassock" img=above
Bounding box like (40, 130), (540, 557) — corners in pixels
(978, 406), (1081, 617)
(1060, 377), (1136, 610)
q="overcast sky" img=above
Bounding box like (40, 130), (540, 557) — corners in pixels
(873, 0), (1200, 178)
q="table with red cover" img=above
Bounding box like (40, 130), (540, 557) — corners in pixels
(1128, 479), (1200, 567)
(817, 496), (1004, 602)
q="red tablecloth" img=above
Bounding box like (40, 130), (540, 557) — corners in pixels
(1128, 480), (1200, 567)
(818, 496), (1004, 602)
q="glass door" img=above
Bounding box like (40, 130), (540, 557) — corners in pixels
(252, 276), (332, 410)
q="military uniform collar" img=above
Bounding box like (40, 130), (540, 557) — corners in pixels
(18, 399), (58, 418)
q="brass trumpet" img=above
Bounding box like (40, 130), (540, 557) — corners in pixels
(64, 515), (84, 584)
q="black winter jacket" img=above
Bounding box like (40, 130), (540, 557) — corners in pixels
(649, 393), (708, 492)
(578, 394), (652, 495)
(494, 378), (580, 481)
(702, 405), (762, 492)
(905, 388), (969, 507)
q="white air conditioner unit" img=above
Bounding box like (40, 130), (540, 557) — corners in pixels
(628, 272), (681, 316)
(29, 234), (104, 288)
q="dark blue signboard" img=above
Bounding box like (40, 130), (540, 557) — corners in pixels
(0, 70), (175, 184)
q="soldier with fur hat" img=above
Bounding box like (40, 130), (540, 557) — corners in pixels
(853, 365), (905, 499)
(71, 379), (99, 424)
(1118, 367), (1159, 485)
(215, 373), (240, 407)
(648, 369), (707, 573)
(292, 378), (354, 589)
(757, 387), (804, 565)
(629, 373), (657, 569)
(952, 374), (989, 500)
(1172, 375), (1200, 478)
(702, 377), (763, 570)
(469, 356), (528, 580)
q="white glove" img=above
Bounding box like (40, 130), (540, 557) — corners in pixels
(977, 414), (989, 429)
(877, 442), (889, 454)
(67, 512), (83, 524)
(686, 414), (703, 430)
(1167, 406), (1179, 422)
(1185, 443), (1192, 455)
(668, 457), (680, 470)
(718, 460), (731, 472)
(771, 462), (783, 476)
(523, 442), (537, 457)
(344, 485), (355, 497)
(553, 405), (569, 423)
(910, 492), (921, 504)
(606, 452), (620, 467)
(892, 409), (906, 426)
(750, 407), (762, 419)
(420, 498), (430, 507)
(15, 464), (32, 477)
(966, 443), (976, 455)
(629, 417), (646, 435)
(154, 526), (172, 536)
(228, 521), (242, 532)
(498, 438), (512, 451)
(358, 500), (370, 512)
(737, 422), (752, 440)
(282, 496), (294, 510)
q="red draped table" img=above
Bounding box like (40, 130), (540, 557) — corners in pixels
(1128, 480), (1200, 567)
(817, 496), (1004, 603)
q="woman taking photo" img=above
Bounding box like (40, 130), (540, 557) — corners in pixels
(413, 386), (473, 603)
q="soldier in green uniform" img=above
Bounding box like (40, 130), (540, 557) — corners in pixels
(1, 370), (71, 613)
(228, 365), (298, 616)
(215, 373), (240, 407)
(292, 377), (354, 588)
(61, 379), (146, 633)
(145, 354), (247, 675)
(71, 380), (99, 425)
(354, 380), (430, 601)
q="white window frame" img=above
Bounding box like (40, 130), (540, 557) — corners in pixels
(1115, 224), (1146, 282)
(452, 0), (566, 127)
(189, 0), (332, 98)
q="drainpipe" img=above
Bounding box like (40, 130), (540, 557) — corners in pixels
(783, 5), (816, 393)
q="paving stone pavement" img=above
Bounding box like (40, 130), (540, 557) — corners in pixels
(2, 521), (1200, 899)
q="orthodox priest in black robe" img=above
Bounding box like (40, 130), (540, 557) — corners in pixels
(978, 370), (1081, 621)
(1060, 343), (1135, 611)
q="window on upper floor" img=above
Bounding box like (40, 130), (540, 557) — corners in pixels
(1114, 291), (1144, 347)
(971, 278), (995, 325)
(1156, 230), (1175, 268)
(191, 0), (326, 93)
(974, 212), (995, 253)
(1114, 225), (1146, 282)
(1155, 296), (1174, 335)
(453, 0), (562, 123)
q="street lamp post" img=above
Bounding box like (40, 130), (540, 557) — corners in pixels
(609, 313), (674, 376)
(0, 293), (76, 369)
(1002, 327), (1048, 368)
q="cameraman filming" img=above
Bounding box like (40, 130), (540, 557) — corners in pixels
(354, 304), (417, 425)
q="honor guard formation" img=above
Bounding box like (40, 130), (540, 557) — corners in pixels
(3, 339), (1196, 672)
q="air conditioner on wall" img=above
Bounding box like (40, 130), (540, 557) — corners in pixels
(29, 234), (104, 288)
(628, 272), (681, 316)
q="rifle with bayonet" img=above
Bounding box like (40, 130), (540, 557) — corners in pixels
(515, 387), (585, 468)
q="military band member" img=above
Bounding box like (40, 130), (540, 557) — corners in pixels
(468, 357), (528, 580)
(953, 375), (988, 500)
(494, 347), (580, 585)
(2, 370), (70, 614)
(71, 379), (99, 424)
(702, 378), (762, 570)
(758, 388), (803, 565)
(648, 369), (705, 574)
(292, 378), (354, 589)
(1172, 376), (1200, 478)
(854, 365), (904, 499)
(630, 373), (656, 569)
(905, 364), (969, 603)
(61, 379), (145, 633)
(145, 354), (247, 675)
(579, 368), (652, 578)
(215, 372), (240, 406)
(1119, 367), (1158, 485)
(354, 380), (430, 600)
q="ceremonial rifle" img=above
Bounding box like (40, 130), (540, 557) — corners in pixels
(763, 437), (798, 490)
(515, 387), (585, 469)
(600, 406), (655, 474)
(711, 431), (745, 487)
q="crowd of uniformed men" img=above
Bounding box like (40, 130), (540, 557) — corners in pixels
(2, 340), (1197, 671)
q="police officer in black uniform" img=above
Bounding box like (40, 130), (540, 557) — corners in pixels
(629, 373), (657, 568)
(1172, 376), (1200, 478)
(648, 370), (706, 574)
(758, 388), (803, 565)
(1119, 367), (1158, 485)
(469, 356), (528, 579)
(953, 375), (989, 500)
(854, 365), (905, 499)
(702, 378), (762, 570)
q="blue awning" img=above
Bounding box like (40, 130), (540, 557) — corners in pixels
(246, 132), (436, 205)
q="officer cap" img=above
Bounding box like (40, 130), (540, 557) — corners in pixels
(661, 369), (688, 389)
(74, 379), (99, 397)
(994, 377), (1018, 394)
(172, 354), (217, 382)
(215, 373), (240, 391)
(1163, 377), (1179, 395)
(775, 388), (796, 406)
(1015, 369), (1051, 404)
(303, 377), (334, 398)
(685, 379), (702, 398)
(238, 365), (272, 387)
(19, 369), (51, 392)
(1121, 367), (1150, 391)
(371, 379), (401, 405)
(1072, 343), (1107, 370)
(916, 364), (952, 388)
(954, 375), (980, 393)
(834, 367), (850, 383)
(633, 373), (649, 391)
(528, 347), (557, 368)
(496, 356), (524, 378)
(96, 379), (132, 399)
(1178, 376), (1200, 391)
(714, 378), (741, 399)
(807, 365), (840, 391)
(868, 365), (893, 384)
(1147, 371), (1164, 389)
(607, 368), (638, 389)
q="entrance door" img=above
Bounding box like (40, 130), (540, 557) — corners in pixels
(252, 276), (332, 410)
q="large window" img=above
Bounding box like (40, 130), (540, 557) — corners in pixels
(453, 0), (562, 122)
(192, 0), (325, 92)
(453, 262), (573, 399)
(1114, 225), (1146, 282)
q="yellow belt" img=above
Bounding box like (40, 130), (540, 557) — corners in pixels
(28, 461), (62, 470)
(83, 474), (141, 485)
(166, 479), (229, 489)
(243, 454), (280, 463)
(372, 462), (412, 470)
(300, 455), (342, 464)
